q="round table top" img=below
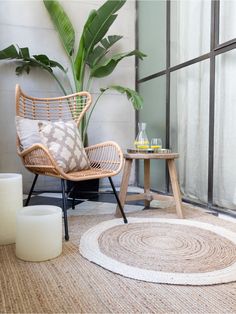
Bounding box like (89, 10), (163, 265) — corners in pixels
(124, 152), (179, 160)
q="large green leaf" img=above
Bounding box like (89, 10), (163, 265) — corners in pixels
(74, 9), (98, 87)
(100, 35), (122, 49)
(16, 64), (31, 75)
(43, 0), (75, 56)
(15, 59), (53, 75)
(87, 35), (123, 67)
(19, 47), (30, 59)
(75, 0), (126, 82)
(91, 50), (146, 78)
(0, 45), (20, 59)
(101, 85), (143, 110)
(83, 1), (126, 50)
(87, 46), (105, 67)
(33, 54), (66, 72)
(0, 44), (67, 75)
(83, 15), (116, 51)
(14, 57), (64, 76)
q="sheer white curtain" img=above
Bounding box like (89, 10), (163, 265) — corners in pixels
(213, 1), (236, 209)
(171, 0), (236, 210)
(171, 0), (211, 66)
(170, 0), (211, 203)
(170, 62), (209, 203)
(214, 51), (236, 210)
(219, 0), (236, 43)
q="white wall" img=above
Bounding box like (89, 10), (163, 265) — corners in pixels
(0, 0), (136, 191)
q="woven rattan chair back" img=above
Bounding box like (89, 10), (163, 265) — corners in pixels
(15, 84), (92, 125)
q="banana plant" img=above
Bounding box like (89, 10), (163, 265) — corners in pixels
(43, 0), (146, 141)
(0, 0), (146, 143)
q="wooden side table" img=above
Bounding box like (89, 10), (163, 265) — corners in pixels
(116, 152), (184, 218)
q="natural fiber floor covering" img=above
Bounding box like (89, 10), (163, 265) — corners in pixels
(1, 205), (236, 313)
(80, 217), (236, 285)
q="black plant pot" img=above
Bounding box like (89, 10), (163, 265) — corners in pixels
(67, 179), (99, 199)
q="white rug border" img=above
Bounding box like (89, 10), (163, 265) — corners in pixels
(80, 217), (236, 285)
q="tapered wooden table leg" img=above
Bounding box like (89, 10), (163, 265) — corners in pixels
(167, 159), (184, 218)
(117, 152), (183, 219)
(115, 158), (133, 217)
(144, 159), (151, 208)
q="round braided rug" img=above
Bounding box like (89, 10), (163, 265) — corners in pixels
(80, 217), (236, 285)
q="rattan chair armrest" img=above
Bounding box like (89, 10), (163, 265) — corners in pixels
(17, 143), (65, 177)
(18, 143), (50, 157)
(85, 141), (124, 174)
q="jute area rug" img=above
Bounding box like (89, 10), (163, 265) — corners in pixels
(80, 217), (236, 286)
(1, 205), (236, 313)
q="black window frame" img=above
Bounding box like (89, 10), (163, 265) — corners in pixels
(136, 0), (236, 216)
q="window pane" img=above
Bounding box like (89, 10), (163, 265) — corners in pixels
(214, 50), (236, 210)
(171, 0), (211, 66)
(138, 76), (166, 192)
(170, 60), (209, 203)
(220, 0), (236, 43)
(138, 0), (166, 79)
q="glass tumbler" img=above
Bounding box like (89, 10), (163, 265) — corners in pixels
(150, 138), (162, 150)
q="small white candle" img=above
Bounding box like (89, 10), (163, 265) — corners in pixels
(16, 205), (62, 262)
(0, 173), (22, 245)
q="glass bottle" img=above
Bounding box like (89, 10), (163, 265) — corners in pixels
(134, 122), (149, 149)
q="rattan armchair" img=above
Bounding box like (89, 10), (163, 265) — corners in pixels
(15, 85), (127, 240)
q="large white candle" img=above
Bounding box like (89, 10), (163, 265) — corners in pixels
(16, 205), (62, 262)
(0, 173), (22, 245)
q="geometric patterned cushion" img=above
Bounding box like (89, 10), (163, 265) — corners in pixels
(39, 120), (90, 173)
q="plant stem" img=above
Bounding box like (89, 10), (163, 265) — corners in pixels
(50, 72), (68, 96)
(28, 57), (68, 95)
(78, 57), (86, 91)
(66, 72), (74, 94)
(82, 90), (105, 143)
(85, 76), (93, 92)
(70, 57), (78, 92)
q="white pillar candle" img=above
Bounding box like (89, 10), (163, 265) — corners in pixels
(16, 205), (62, 262)
(0, 173), (22, 245)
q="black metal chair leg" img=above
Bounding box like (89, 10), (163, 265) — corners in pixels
(108, 177), (128, 224)
(25, 174), (39, 206)
(61, 179), (69, 241)
(67, 182), (76, 209)
(72, 197), (75, 210)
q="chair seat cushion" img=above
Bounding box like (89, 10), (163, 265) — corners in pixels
(39, 120), (90, 173)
